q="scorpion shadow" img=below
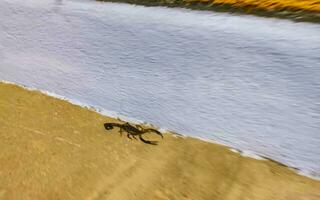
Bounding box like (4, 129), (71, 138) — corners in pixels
(104, 122), (163, 145)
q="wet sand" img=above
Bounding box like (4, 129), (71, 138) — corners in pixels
(0, 82), (319, 200)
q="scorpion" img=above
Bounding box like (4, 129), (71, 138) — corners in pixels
(104, 122), (163, 145)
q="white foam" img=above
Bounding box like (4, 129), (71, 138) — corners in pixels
(230, 148), (240, 153)
(240, 150), (266, 160)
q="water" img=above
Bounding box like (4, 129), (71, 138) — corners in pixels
(0, 0), (320, 178)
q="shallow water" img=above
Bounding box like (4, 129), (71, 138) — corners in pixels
(0, 0), (320, 177)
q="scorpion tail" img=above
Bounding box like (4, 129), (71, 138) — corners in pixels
(139, 135), (158, 145)
(143, 129), (163, 139)
(156, 130), (164, 139)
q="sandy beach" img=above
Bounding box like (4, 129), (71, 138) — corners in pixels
(0, 82), (319, 200)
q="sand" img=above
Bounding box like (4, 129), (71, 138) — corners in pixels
(0, 82), (319, 200)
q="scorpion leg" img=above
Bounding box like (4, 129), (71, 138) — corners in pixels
(119, 128), (124, 137)
(127, 133), (133, 140)
(132, 135), (138, 140)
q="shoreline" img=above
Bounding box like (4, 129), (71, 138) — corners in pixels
(2, 0), (320, 184)
(1, 80), (319, 181)
(96, 0), (320, 23)
(1, 81), (319, 199)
